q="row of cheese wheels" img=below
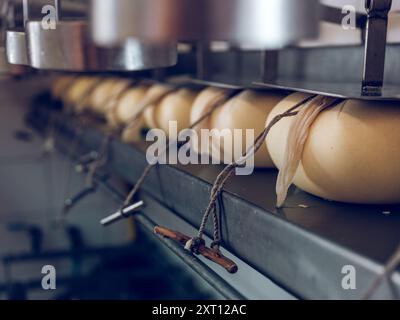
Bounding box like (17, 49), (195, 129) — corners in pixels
(52, 76), (400, 205)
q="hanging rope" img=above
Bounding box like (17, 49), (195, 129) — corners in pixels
(59, 78), (113, 218)
(85, 134), (113, 187)
(185, 94), (322, 255)
(276, 96), (344, 208)
(363, 243), (400, 299)
(122, 89), (240, 207)
(106, 80), (140, 127)
(82, 80), (144, 187)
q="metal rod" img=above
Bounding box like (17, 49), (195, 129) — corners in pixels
(93, 175), (246, 300)
(100, 201), (145, 226)
(54, 0), (60, 21)
(22, 0), (28, 27)
(362, 0), (392, 96)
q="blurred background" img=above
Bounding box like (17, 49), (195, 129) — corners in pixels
(0, 78), (220, 300)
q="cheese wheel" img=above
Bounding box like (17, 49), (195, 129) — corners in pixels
(90, 79), (131, 116)
(121, 117), (145, 144)
(156, 88), (199, 137)
(266, 93), (400, 204)
(190, 87), (231, 159)
(52, 76), (75, 100)
(143, 84), (174, 129)
(211, 90), (286, 168)
(114, 85), (149, 125)
(191, 87), (230, 131)
(63, 77), (100, 111)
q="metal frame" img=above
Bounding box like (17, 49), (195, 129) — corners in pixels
(2, 0), (397, 98)
(26, 20), (178, 71)
(18, 0), (177, 71)
(28, 102), (400, 300)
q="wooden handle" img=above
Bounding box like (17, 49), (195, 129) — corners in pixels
(154, 226), (238, 274)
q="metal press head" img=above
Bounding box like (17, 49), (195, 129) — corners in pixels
(20, 0), (176, 72)
(91, 0), (320, 49)
(25, 19), (177, 71)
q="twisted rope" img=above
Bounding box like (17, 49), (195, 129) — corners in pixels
(363, 244), (400, 300)
(85, 133), (113, 187)
(123, 89), (240, 207)
(186, 94), (320, 254)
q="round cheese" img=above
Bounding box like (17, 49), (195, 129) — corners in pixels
(63, 77), (100, 112)
(266, 93), (400, 204)
(191, 87), (230, 131)
(52, 76), (75, 100)
(114, 85), (149, 125)
(211, 90), (286, 167)
(156, 88), (199, 137)
(89, 79), (131, 116)
(143, 84), (175, 129)
(190, 87), (231, 157)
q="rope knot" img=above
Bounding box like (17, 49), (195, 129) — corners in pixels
(210, 240), (221, 253)
(184, 237), (205, 255)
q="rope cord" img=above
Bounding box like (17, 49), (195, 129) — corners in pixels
(85, 133), (113, 187)
(187, 94), (320, 253)
(363, 244), (400, 299)
(123, 89), (240, 207)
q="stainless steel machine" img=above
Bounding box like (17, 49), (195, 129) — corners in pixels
(2, 0), (400, 300)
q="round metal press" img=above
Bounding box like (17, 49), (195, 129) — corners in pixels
(91, 0), (320, 49)
(26, 20), (177, 71)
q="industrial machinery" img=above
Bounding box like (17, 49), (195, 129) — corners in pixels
(1, 0), (400, 300)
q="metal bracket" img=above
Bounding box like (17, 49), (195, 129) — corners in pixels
(362, 0), (392, 96)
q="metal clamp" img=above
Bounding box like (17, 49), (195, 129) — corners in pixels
(100, 201), (145, 226)
(362, 0), (392, 96)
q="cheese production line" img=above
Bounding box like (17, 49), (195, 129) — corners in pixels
(1, 0), (400, 300)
